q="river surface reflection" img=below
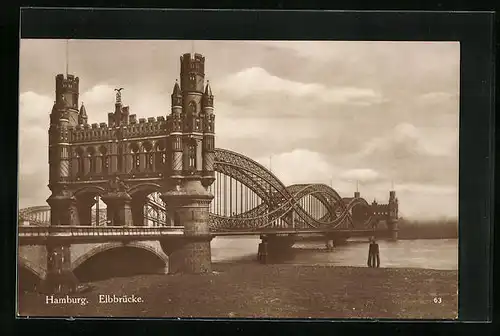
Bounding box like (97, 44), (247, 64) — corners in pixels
(211, 237), (458, 270)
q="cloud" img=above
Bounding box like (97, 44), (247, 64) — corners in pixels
(80, 84), (171, 124)
(391, 184), (458, 220)
(419, 91), (457, 103)
(17, 40), (460, 220)
(395, 183), (456, 195)
(19, 91), (52, 127)
(81, 84), (115, 107)
(360, 122), (456, 160)
(254, 149), (336, 186)
(339, 169), (381, 183)
(18, 92), (52, 208)
(219, 67), (384, 107)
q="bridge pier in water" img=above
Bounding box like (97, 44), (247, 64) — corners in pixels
(257, 234), (296, 264)
(325, 233), (349, 247)
(41, 243), (78, 294)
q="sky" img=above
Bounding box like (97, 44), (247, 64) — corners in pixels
(18, 40), (460, 220)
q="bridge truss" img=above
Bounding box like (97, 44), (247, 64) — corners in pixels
(19, 148), (380, 234)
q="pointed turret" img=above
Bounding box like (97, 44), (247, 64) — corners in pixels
(173, 79), (181, 96)
(79, 102), (88, 125)
(202, 80), (214, 109)
(171, 79), (183, 117)
(204, 80), (212, 96)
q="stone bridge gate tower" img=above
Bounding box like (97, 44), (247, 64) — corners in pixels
(159, 53), (216, 273)
(45, 52), (216, 291)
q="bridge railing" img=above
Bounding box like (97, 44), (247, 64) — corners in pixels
(18, 225), (185, 238)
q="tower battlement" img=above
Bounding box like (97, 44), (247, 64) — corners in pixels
(56, 74), (79, 91)
(55, 74), (79, 109)
(70, 117), (168, 143)
(180, 53), (206, 92)
(48, 51), (215, 185)
(180, 53), (205, 74)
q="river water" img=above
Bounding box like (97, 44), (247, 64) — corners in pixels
(211, 237), (458, 271)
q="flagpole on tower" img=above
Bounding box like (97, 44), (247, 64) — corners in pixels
(65, 39), (69, 76)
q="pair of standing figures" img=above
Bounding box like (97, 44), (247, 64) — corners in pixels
(367, 237), (380, 268)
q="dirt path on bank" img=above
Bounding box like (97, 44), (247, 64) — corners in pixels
(18, 264), (458, 319)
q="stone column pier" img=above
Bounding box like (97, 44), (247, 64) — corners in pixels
(41, 243), (78, 294)
(47, 187), (79, 226)
(160, 180), (214, 274)
(131, 195), (147, 226)
(44, 187), (80, 293)
(101, 192), (133, 226)
(76, 196), (96, 225)
(325, 233), (349, 246)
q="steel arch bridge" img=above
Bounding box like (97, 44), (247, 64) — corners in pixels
(19, 148), (386, 234)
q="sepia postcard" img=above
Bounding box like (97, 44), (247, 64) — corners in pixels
(17, 39), (459, 319)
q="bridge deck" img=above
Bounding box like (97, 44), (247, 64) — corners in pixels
(18, 226), (387, 245)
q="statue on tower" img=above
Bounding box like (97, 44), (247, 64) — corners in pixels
(114, 88), (124, 104)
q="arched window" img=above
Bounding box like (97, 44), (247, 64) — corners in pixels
(189, 101), (197, 115)
(135, 154), (140, 169)
(154, 141), (165, 171)
(148, 153), (154, 170)
(76, 147), (84, 177)
(100, 146), (108, 175)
(117, 146), (123, 172)
(174, 212), (181, 226)
(130, 142), (140, 171)
(87, 147), (96, 175)
(187, 142), (196, 169)
(143, 142), (153, 171)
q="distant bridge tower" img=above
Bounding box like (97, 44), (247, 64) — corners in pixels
(387, 190), (399, 241)
(159, 52), (216, 274)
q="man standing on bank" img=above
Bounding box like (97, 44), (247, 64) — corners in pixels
(367, 236), (380, 268)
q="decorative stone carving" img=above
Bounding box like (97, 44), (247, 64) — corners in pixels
(107, 175), (129, 193)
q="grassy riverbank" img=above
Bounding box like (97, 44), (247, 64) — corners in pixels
(18, 263), (457, 319)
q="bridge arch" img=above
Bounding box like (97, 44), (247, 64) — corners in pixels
(73, 185), (107, 197)
(72, 242), (168, 282)
(18, 258), (44, 292)
(18, 257), (45, 279)
(127, 183), (162, 197)
(211, 149), (356, 231)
